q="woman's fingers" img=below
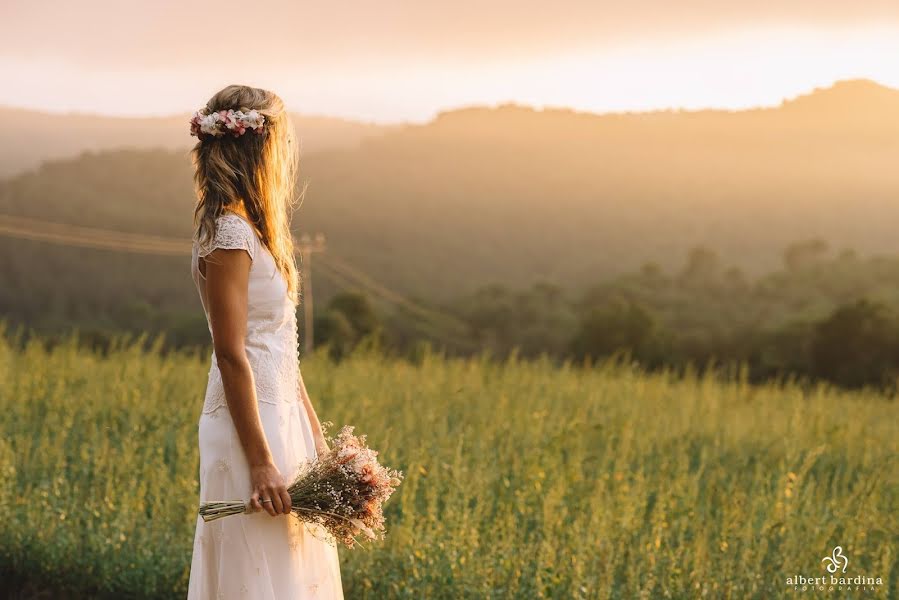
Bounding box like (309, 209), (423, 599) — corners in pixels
(279, 487), (292, 514)
(255, 488), (277, 516)
(262, 494), (277, 516)
(268, 486), (285, 516)
(248, 492), (262, 513)
(249, 470), (290, 516)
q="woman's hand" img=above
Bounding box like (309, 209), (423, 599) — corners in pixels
(248, 462), (292, 517)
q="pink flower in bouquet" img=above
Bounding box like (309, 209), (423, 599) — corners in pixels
(350, 449), (378, 474)
(358, 462), (377, 483)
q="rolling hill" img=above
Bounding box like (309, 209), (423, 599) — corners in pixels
(1, 79), (899, 337)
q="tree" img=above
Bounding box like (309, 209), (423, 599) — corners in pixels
(313, 310), (355, 361)
(314, 293), (381, 360)
(569, 300), (663, 365)
(679, 246), (720, 284)
(327, 293), (381, 340)
(783, 239), (829, 272)
(810, 299), (899, 388)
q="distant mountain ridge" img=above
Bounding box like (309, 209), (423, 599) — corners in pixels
(778, 79), (899, 114)
(3, 79), (897, 179)
(0, 108), (391, 178)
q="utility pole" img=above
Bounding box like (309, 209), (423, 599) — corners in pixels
(298, 232), (326, 355)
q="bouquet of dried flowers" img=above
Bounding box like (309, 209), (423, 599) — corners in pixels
(199, 425), (402, 548)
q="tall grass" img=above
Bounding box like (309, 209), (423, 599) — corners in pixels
(0, 333), (896, 598)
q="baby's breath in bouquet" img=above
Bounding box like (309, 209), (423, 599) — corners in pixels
(199, 425), (403, 547)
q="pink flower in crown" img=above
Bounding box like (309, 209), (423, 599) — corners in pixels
(223, 110), (239, 129)
(189, 110), (207, 137)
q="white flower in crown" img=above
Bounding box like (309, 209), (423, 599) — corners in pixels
(200, 113), (222, 135)
(243, 109), (265, 131)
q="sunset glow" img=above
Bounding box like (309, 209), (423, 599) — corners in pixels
(5, 2), (899, 121)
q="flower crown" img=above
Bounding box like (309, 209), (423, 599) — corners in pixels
(190, 107), (266, 139)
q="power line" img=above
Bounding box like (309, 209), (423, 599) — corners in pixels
(318, 254), (470, 334)
(313, 258), (365, 293)
(0, 214), (188, 255)
(0, 213), (470, 344)
(313, 257), (475, 347)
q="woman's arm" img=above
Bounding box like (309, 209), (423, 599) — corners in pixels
(204, 248), (291, 517)
(298, 369), (329, 456)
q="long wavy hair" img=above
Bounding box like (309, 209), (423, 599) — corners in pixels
(191, 84), (300, 302)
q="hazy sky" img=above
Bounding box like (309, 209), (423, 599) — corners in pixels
(5, 1), (899, 121)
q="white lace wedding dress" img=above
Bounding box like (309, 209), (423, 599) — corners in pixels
(187, 213), (344, 599)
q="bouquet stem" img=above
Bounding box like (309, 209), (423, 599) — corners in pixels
(199, 500), (249, 522)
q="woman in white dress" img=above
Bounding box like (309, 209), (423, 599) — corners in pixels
(186, 85), (344, 599)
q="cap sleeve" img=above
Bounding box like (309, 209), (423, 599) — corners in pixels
(197, 214), (256, 260)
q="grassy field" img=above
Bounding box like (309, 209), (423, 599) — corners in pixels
(0, 332), (896, 599)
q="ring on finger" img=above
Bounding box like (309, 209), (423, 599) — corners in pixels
(261, 498), (273, 504)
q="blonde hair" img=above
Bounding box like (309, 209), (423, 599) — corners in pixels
(191, 84), (300, 302)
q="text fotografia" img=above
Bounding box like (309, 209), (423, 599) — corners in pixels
(786, 574), (883, 592)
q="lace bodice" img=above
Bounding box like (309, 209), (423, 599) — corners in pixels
(190, 214), (300, 414)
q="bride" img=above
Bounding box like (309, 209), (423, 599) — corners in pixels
(186, 85), (343, 599)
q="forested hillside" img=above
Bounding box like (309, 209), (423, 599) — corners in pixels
(3, 80), (899, 293)
(2, 79), (899, 386)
